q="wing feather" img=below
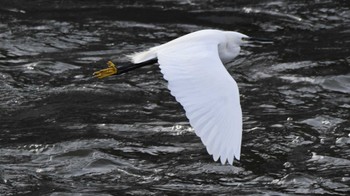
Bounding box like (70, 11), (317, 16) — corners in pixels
(157, 43), (242, 164)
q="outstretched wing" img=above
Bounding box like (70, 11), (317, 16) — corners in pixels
(157, 43), (242, 165)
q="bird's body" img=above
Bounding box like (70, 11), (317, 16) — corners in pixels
(94, 29), (261, 165)
(130, 29), (247, 64)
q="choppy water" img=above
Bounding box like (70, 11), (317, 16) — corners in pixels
(1, 0), (350, 195)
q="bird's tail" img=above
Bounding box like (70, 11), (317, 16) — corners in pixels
(127, 48), (157, 64)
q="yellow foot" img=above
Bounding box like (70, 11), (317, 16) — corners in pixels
(93, 61), (118, 79)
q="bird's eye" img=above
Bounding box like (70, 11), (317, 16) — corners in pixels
(241, 37), (249, 41)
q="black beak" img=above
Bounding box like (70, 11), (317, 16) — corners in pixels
(243, 37), (274, 43)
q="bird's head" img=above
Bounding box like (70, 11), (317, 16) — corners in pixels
(226, 31), (249, 46)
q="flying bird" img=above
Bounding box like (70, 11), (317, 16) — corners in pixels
(93, 29), (268, 165)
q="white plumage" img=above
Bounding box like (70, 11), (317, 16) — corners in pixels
(129, 29), (248, 165)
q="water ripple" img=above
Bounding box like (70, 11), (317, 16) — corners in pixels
(1, 0), (350, 195)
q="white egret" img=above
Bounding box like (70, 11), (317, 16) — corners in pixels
(94, 29), (268, 165)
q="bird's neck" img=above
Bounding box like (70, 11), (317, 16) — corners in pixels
(218, 44), (240, 64)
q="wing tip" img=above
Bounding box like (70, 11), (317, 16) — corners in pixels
(211, 153), (241, 165)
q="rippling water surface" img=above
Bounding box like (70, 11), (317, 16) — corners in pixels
(1, 0), (350, 195)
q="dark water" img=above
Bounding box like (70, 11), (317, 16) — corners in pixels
(1, 0), (350, 195)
